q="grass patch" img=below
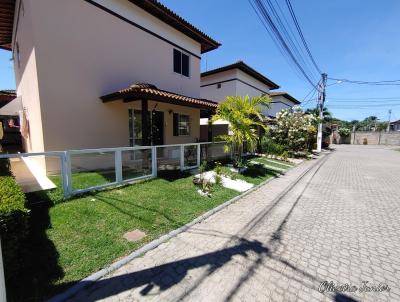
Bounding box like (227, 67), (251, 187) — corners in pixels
(219, 163), (277, 185)
(10, 166), (276, 301)
(251, 157), (292, 170)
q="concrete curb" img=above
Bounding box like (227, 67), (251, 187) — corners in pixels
(48, 157), (312, 302)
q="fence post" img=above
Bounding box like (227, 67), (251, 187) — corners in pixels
(152, 146), (157, 177)
(115, 149), (122, 184)
(60, 152), (70, 199)
(0, 237), (6, 302)
(65, 151), (73, 197)
(197, 143), (201, 167)
(180, 145), (184, 171)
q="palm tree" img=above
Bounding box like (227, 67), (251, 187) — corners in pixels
(212, 95), (271, 166)
(306, 107), (332, 122)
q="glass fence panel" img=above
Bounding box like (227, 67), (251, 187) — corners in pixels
(121, 149), (152, 181)
(184, 145), (198, 168)
(156, 146), (180, 171)
(201, 143), (229, 162)
(70, 151), (115, 191)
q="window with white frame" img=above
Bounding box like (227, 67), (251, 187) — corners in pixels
(173, 113), (190, 136)
(173, 49), (190, 77)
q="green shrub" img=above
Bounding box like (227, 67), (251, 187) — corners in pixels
(0, 159), (29, 285)
(0, 158), (10, 176)
(280, 151), (289, 162)
(261, 137), (286, 156)
(338, 127), (351, 137)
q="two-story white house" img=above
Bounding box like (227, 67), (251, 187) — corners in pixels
(267, 91), (301, 118)
(199, 61), (300, 140)
(1, 0), (221, 155)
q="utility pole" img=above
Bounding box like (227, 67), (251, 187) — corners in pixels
(317, 73), (327, 152)
(386, 109), (392, 132)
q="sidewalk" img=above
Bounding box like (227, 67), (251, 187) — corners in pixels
(69, 154), (324, 301)
(69, 146), (400, 302)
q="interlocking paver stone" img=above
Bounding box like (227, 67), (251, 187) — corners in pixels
(70, 145), (400, 302)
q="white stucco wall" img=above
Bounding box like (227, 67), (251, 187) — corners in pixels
(12, 0), (45, 153)
(13, 0), (204, 151)
(200, 70), (237, 102)
(263, 96), (296, 117)
(200, 68), (272, 103)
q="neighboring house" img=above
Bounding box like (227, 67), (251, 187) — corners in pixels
(199, 61), (299, 140)
(200, 61), (280, 105)
(0, 0), (220, 156)
(390, 120), (400, 131)
(0, 90), (16, 108)
(267, 91), (301, 118)
(200, 61), (300, 117)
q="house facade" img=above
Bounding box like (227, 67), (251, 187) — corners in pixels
(1, 0), (220, 154)
(199, 61), (300, 140)
(267, 92), (301, 118)
(390, 120), (400, 131)
(200, 61), (299, 118)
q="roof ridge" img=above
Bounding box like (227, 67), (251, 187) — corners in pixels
(201, 61), (280, 90)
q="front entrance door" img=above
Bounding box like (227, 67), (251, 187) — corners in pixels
(150, 110), (164, 145)
(129, 109), (164, 146)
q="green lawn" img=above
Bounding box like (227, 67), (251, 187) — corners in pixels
(251, 157), (293, 170)
(11, 163), (279, 302)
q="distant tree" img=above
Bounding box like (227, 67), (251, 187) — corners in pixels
(305, 107), (332, 122)
(338, 127), (351, 137)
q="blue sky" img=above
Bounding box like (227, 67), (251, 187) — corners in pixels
(1, 0), (400, 122)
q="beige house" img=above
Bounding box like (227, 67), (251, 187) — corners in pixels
(0, 0), (220, 153)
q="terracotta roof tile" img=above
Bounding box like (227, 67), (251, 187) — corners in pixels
(129, 0), (220, 53)
(101, 83), (218, 109)
(0, 0), (15, 50)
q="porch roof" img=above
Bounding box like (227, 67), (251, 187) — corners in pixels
(100, 83), (218, 110)
(0, 0), (15, 50)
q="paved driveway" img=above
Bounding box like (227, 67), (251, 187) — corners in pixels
(71, 145), (400, 302)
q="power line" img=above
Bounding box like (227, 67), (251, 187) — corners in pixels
(265, 0), (318, 82)
(247, 0), (311, 84)
(285, 0), (322, 74)
(328, 103), (400, 108)
(301, 86), (319, 106)
(249, 0), (320, 89)
(326, 99), (400, 104)
(328, 77), (400, 86)
(301, 85), (318, 102)
(272, 0), (316, 77)
(328, 97), (400, 100)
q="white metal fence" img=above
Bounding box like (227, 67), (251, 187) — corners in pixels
(0, 142), (228, 198)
